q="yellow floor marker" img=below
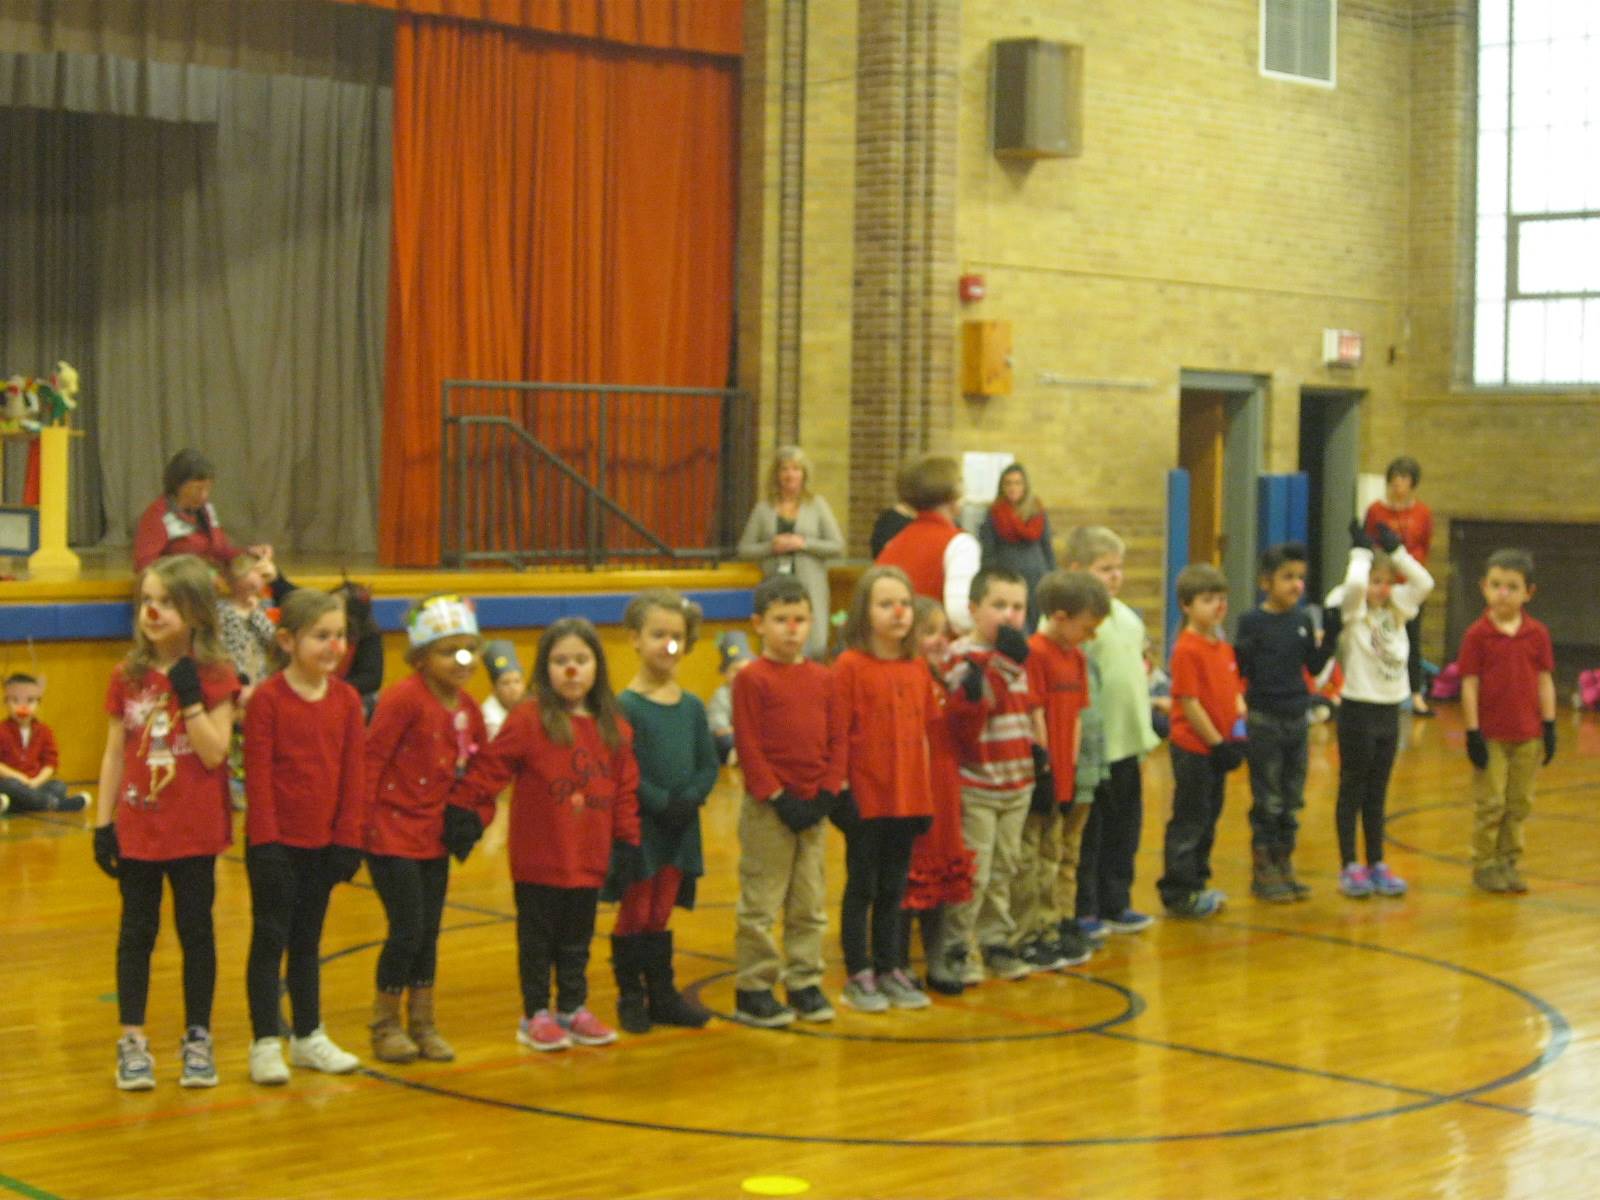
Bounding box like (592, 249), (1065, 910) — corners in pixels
(741, 1175), (811, 1196)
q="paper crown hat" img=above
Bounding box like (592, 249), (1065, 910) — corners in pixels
(717, 630), (753, 672)
(406, 594), (480, 649)
(482, 639), (523, 681)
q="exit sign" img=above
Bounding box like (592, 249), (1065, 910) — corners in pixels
(1322, 328), (1363, 367)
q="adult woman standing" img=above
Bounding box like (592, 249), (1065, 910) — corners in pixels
(737, 447), (844, 659)
(1363, 456), (1433, 715)
(133, 450), (272, 573)
(977, 463), (1056, 629)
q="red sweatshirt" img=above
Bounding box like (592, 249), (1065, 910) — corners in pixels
(244, 672), (367, 850)
(731, 656), (844, 801)
(0, 717), (58, 777)
(943, 638), (1038, 795)
(449, 705), (641, 889)
(364, 673), (489, 859)
(104, 660), (240, 861)
(829, 649), (937, 820)
(132, 497), (244, 572)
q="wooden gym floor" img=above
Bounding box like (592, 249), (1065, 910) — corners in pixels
(3, 705), (1599, 1199)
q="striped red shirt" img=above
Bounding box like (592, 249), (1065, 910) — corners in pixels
(943, 637), (1037, 795)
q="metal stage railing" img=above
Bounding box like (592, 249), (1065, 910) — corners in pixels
(439, 380), (753, 570)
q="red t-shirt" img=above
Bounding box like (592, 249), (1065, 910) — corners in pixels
(104, 661), (240, 861)
(731, 656), (843, 801)
(1458, 612), (1553, 741)
(1364, 500), (1433, 566)
(364, 674), (489, 859)
(0, 717), (58, 777)
(244, 672), (367, 850)
(1027, 633), (1088, 805)
(1168, 629), (1243, 755)
(450, 707), (641, 889)
(830, 649), (938, 820)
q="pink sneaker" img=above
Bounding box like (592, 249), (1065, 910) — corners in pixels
(517, 1010), (571, 1052)
(558, 1007), (617, 1047)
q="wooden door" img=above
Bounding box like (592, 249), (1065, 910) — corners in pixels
(1179, 390), (1227, 566)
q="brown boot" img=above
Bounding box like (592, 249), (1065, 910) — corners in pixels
(370, 991), (420, 1063)
(1250, 846), (1294, 903)
(407, 986), (455, 1061)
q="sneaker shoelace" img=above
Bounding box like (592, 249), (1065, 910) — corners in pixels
(182, 1034), (212, 1072)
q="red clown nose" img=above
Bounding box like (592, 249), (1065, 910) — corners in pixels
(144, 605), (161, 623)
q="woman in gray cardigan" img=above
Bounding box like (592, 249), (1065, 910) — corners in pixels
(736, 446), (844, 658)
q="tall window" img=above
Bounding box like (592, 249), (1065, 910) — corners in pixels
(1475, 1), (1600, 386)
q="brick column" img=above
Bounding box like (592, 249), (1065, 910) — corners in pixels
(848, 0), (960, 555)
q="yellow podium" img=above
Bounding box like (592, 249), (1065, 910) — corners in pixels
(27, 426), (81, 579)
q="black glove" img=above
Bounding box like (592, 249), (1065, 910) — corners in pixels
(771, 790), (821, 833)
(609, 839), (645, 886)
(441, 804), (485, 862)
(1320, 604), (1343, 647)
(1373, 522), (1403, 554)
(93, 823), (120, 879)
(1029, 745), (1055, 815)
(827, 788), (862, 834)
(1058, 797), (1076, 817)
(813, 788), (841, 819)
(1209, 742), (1245, 773)
(325, 844), (364, 884)
(1347, 519), (1373, 552)
(995, 624), (1031, 666)
(1543, 719), (1556, 766)
(907, 814), (933, 837)
(658, 792), (701, 829)
(1466, 729), (1488, 770)
(167, 656), (204, 710)
(959, 659), (985, 702)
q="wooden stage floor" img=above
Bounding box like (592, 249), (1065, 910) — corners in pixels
(4, 706), (1599, 1199)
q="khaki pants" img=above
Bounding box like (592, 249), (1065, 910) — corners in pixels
(1010, 806), (1061, 946)
(1472, 738), (1540, 871)
(1052, 802), (1092, 923)
(734, 794), (828, 992)
(942, 787), (1029, 957)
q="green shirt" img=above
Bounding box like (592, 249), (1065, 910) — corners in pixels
(1084, 597), (1158, 763)
(606, 690), (719, 897)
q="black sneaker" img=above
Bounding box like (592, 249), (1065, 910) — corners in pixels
(786, 985), (835, 1023)
(1022, 938), (1069, 972)
(57, 792), (91, 814)
(734, 988), (796, 1028)
(981, 944), (1031, 981)
(1054, 924), (1094, 967)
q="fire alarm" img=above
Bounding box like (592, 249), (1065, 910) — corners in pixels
(959, 273), (986, 303)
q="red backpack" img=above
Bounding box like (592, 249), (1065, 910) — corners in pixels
(1429, 661), (1461, 701)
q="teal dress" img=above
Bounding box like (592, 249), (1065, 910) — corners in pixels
(603, 690), (719, 908)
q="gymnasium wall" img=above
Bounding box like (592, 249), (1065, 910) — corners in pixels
(1405, 0), (1600, 664)
(742, 0), (1417, 641)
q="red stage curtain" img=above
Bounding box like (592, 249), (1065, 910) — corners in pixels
(378, 11), (738, 565)
(325, 0), (741, 58)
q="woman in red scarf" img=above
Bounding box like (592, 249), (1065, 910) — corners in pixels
(978, 463), (1056, 630)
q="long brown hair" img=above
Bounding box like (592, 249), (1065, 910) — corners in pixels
(533, 618), (622, 749)
(125, 555), (229, 681)
(994, 463), (1043, 519)
(270, 589), (344, 673)
(839, 565), (917, 660)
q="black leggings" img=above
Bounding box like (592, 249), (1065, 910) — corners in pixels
(367, 853), (449, 993)
(117, 856), (216, 1028)
(840, 817), (921, 976)
(514, 883), (599, 1017)
(897, 907), (943, 973)
(1336, 699), (1400, 866)
(246, 844), (337, 1040)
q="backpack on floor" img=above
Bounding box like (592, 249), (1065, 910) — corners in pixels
(1429, 661), (1461, 701)
(1578, 668), (1600, 711)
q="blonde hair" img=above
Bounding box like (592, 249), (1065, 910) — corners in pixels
(840, 565), (917, 659)
(766, 446), (814, 503)
(1066, 525), (1125, 567)
(127, 555), (229, 681)
(623, 589), (703, 653)
(271, 589), (345, 671)
(225, 551), (263, 583)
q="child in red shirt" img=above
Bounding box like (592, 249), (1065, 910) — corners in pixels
(900, 598), (975, 995)
(363, 594), (492, 1065)
(1156, 564), (1245, 918)
(0, 673), (88, 814)
(242, 590), (368, 1085)
(1017, 570), (1110, 970)
(830, 566), (939, 1013)
(93, 554), (240, 1090)
(449, 617), (641, 1053)
(1460, 548), (1556, 894)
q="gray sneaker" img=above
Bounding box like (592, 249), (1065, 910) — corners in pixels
(179, 1026), (218, 1088)
(982, 944), (1032, 982)
(840, 970), (890, 1013)
(116, 1032), (156, 1091)
(877, 969), (932, 1010)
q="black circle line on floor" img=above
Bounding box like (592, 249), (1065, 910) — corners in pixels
(1385, 801), (1600, 886)
(340, 915), (1586, 1146)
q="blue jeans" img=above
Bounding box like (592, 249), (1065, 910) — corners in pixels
(1245, 709), (1309, 857)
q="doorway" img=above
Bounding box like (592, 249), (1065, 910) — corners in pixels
(1177, 371), (1265, 633)
(1298, 388), (1363, 600)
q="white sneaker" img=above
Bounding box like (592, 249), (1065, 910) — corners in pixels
(249, 1037), (290, 1086)
(289, 1027), (360, 1074)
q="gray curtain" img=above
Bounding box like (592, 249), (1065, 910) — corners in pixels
(0, 2), (391, 556)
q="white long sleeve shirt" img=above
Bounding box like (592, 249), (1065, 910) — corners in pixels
(1325, 546), (1434, 704)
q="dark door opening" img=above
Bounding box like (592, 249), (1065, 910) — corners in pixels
(1298, 389), (1362, 600)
